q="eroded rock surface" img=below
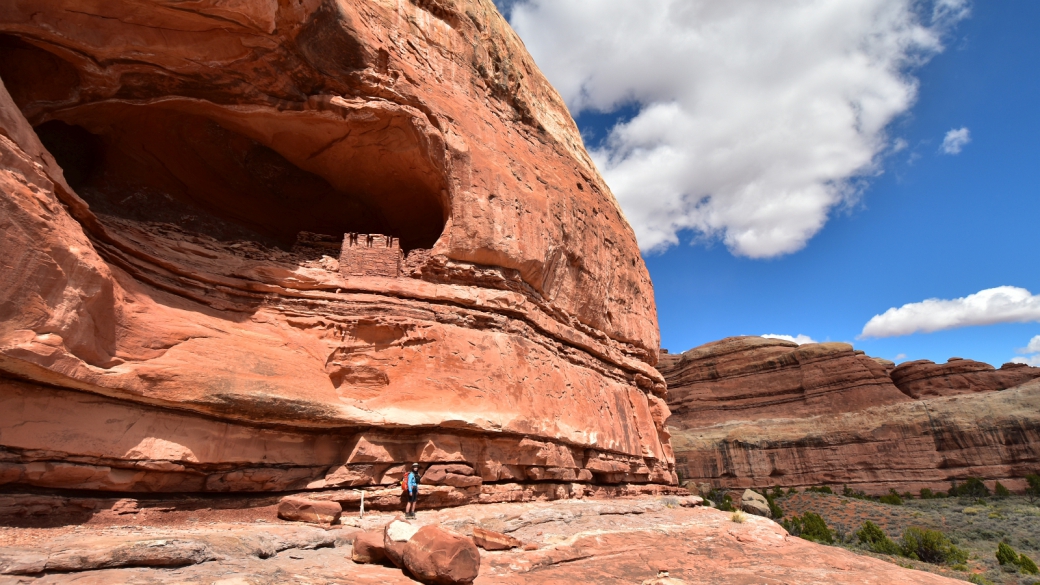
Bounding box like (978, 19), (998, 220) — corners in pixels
(0, 0), (673, 495)
(0, 496), (964, 584)
(671, 379), (1040, 494)
(890, 359), (1040, 399)
(661, 337), (909, 429)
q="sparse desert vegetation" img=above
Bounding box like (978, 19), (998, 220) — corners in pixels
(769, 483), (1040, 584)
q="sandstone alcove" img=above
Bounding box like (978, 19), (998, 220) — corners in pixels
(0, 35), (449, 255)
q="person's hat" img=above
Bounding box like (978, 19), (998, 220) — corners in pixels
(412, 462), (420, 468)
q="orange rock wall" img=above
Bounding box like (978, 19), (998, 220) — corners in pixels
(0, 0), (674, 493)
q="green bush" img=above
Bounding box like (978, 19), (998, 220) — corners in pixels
(856, 521), (901, 555)
(802, 512), (834, 544)
(950, 477), (990, 502)
(968, 574), (994, 585)
(787, 487), (799, 495)
(994, 481), (1011, 498)
(765, 493), (784, 519)
(1019, 553), (1039, 575)
(782, 512), (834, 544)
(842, 485), (869, 500)
(900, 527), (968, 565)
(1027, 474), (1040, 503)
(706, 488), (735, 511)
(997, 543), (1040, 575)
(807, 486), (833, 495)
(879, 489), (904, 506)
(997, 542), (1019, 567)
(920, 488), (934, 499)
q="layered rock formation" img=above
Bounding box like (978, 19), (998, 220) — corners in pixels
(662, 337), (910, 430)
(0, 0), (674, 496)
(671, 379), (1040, 494)
(890, 358), (1040, 399)
(661, 337), (1040, 493)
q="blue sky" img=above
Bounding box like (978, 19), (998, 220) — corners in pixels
(495, 1), (1039, 366)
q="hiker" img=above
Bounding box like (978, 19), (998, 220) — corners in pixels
(404, 462), (420, 518)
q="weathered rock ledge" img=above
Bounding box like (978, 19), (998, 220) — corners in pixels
(0, 496), (964, 584)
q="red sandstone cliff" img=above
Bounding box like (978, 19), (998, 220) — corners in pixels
(0, 0), (674, 496)
(660, 337), (1040, 493)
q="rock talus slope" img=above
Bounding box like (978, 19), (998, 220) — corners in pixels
(0, 0), (674, 495)
(661, 337), (1040, 493)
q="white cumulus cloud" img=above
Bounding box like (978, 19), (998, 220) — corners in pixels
(941, 127), (971, 154)
(761, 334), (818, 345)
(508, 0), (969, 256)
(1012, 335), (1040, 366)
(860, 286), (1040, 338)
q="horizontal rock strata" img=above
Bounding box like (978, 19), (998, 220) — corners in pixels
(890, 358), (1040, 399)
(671, 379), (1040, 494)
(661, 337), (1040, 493)
(0, 0), (674, 495)
(661, 337), (910, 429)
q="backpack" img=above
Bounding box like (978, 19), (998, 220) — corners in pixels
(401, 471), (414, 492)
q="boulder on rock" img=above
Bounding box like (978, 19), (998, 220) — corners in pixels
(421, 464), (483, 488)
(740, 489), (771, 518)
(471, 527), (522, 551)
(384, 519), (419, 567)
(277, 496), (341, 525)
(403, 525), (481, 585)
(350, 530), (387, 565)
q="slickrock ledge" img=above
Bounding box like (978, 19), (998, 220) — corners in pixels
(0, 0), (674, 495)
(0, 496), (965, 584)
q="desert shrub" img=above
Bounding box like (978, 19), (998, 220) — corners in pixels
(731, 510), (747, 523)
(856, 521), (902, 555)
(1020, 553), (1039, 575)
(1027, 474), (1040, 503)
(842, 485), (870, 500)
(785, 512), (835, 544)
(807, 486), (833, 495)
(879, 489), (904, 506)
(994, 481), (1011, 498)
(787, 487), (799, 495)
(706, 488), (735, 511)
(997, 543), (1040, 575)
(920, 488), (935, 499)
(950, 477), (990, 502)
(766, 494), (784, 519)
(771, 486), (784, 499)
(900, 527), (968, 565)
(968, 574), (994, 585)
(997, 542), (1019, 567)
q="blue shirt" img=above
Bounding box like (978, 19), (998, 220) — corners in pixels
(407, 471), (418, 493)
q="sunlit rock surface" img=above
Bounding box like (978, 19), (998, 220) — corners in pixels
(661, 337), (1040, 493)
(0, 0), (673, 494)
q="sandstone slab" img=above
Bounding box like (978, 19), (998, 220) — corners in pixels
(472, 527), (522, 551)
(277, 495), (342, 525)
